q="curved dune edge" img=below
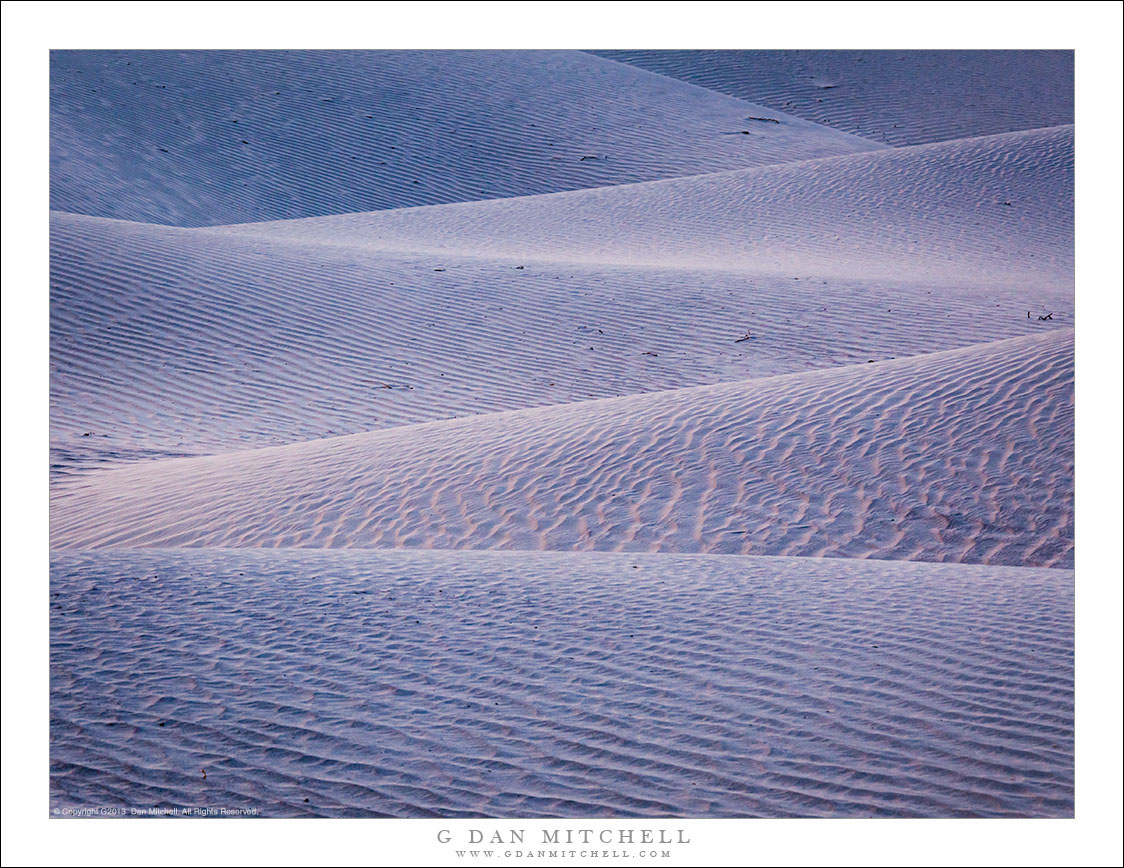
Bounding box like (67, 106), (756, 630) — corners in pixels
(50, 208), (1072, 467)
(208, 125), (1073, 289)
(48, 48), (1076, 825)
(592, 50), (1073, 147)
(50, 549), (1074, 818)
(50, 49), (880, 227)
(50, 331), (1074, 566)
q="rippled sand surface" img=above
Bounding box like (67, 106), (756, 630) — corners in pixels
(50, 49), (1074, 817)
(51, 550), (1073, 818)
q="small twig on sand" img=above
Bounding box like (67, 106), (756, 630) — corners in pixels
(745, 116), (780, 123)
(734, 332), (753, 343)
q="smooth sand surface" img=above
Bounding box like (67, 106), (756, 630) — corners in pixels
(49, 49), (1074, 818)
(594, 50), (1074, 147)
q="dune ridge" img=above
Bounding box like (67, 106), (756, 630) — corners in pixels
(49, 49), (1075, 819)
(50, 49), (879, 227)
(592, 50), (1074, 147)
(50, 207), (1071, 470)
(207, 125), (1074, 288)
(50, 331), (1073, 566)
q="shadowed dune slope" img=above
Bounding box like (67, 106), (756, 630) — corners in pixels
(50, 49), (879, 227)
(50, 330), (1074, 567)
(213, 126), (1073, 288)
(593, 50), (1073, 147)
(50, 210), (1071, 468)
(51, 549), (1073, 818)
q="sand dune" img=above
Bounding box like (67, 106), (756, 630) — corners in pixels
(50, 49), (879, 227)
(48, 50), (1075, 820)
(594, 50), (1074, 147)
(213, 125), (1073, 288)
(50, 208), (1071, 469)
(50, 331), (1073, 566)
(50, 549), (1073, 818)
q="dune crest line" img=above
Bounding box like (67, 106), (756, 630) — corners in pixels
(51, 331), (1074, 567)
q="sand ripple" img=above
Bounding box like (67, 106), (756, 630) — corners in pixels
(50, 550), (1073, 818)
(50, 50), (876, 227)
(50, 331), (1073, 566)
(50, 211), (1072, 471)
(48, 49), (1075, 821)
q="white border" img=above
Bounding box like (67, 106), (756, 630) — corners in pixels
(3, 2), (1121, 865)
